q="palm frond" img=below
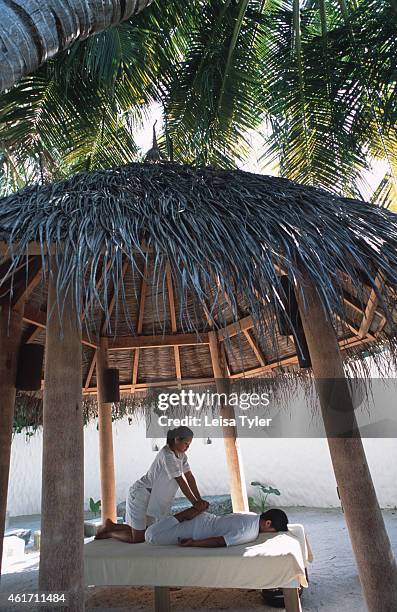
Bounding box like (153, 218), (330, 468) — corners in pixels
(0, 0), (200, 191)
(259, 0), (370, 192)
(371, 173), (397, 211)
(165, 0), (266, 167)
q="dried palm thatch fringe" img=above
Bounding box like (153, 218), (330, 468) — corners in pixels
(13, 377), (319, 432)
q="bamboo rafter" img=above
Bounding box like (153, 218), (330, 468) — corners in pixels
(358, 272), (384, 339)
(214, 276), (266, 370)
(12, 258), (43, 310)
(84, 352), (97, 390)
(131, 259), (148, 392)
(80, 333), (372, 394)
(166, 262), (182, 386)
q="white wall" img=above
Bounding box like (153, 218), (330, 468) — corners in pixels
(7, 417), (397, 517)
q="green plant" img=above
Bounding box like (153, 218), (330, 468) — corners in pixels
(89, 498), (101, 517)
(2, 1), (397, 209)
(248, 481), (281, 513)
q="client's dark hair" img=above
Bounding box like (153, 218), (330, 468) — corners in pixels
(260, 509), (288, 532)
(166, 426), (194, 448)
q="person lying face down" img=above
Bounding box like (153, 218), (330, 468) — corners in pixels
(145, 506), (289, 548)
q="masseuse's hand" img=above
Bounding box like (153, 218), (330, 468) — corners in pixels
(178, 538), (195, 547)
(193, 498), (209, 512)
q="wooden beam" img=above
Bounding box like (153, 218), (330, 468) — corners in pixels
(335, 313), (376, 341)
(339, 335), (372, 350)
(358, 274), (384, 339)
(22, 324), (42, 344)
(0, 241), (54, 257)
(84, 352), (96, 390)
(0, 242), (155, 258)
(131, 349), (140, 393)
(166, 263), (181, 385)
(343, 293), (365, 315)
(220, 341), (231, 377)
(82, 333), (370, 394)
(375, 315), (387, 337)
(243, 328), (266, 366)
(230, 335), (372, 379)
(12, 258), (43, 310)
(23, 307), (46, 329)
(85, 260), (127, 388)
(263, 266), (387, 340)
(215, 275), (267, 371)
(131, 261), (147, 392)
(343, 289), (384, 321)
(0, 258), (34, 280)
(230, 356), (299, 378)
(22, 306), (98, 348)
(110, 332), (208, 351)
(83, 376), (215, 395)
(83, 334), (371, 392)
(217, 315), (254, 341)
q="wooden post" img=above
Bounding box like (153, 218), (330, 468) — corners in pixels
(96, 337), (117, 523)
(38, 267), (84, 611)
(0, 303), (24, 578)
(208, 331), (248, 512)
(296, 271), (397, 612)
(282, 588), (302, 612)
(154, 586), (170, 612)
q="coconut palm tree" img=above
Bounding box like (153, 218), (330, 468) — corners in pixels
(3, 0), (394, 206)
(1, 1), (397, 609)
(0, 0), (198, 189)
(164, 0), (397, 203)
(0, 0), (154, 91)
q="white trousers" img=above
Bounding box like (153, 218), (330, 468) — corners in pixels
(145, 516), (195, 545)
(125, 484), (155, 530)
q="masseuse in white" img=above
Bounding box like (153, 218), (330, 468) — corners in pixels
(95, 426), (208, 543)
(146, 507), (289, 547)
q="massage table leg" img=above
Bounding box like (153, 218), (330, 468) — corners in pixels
(282, 587), (302, 612)
(154, 586), (170, 612)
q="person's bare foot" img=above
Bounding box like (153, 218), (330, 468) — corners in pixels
(95, 518), (113, 539)
(95, 528), (111, 539)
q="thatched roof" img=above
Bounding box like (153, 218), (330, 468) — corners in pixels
(1, 162), (397, 428)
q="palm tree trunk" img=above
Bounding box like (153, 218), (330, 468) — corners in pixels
(296, 271), (397, 612)
(0, 0), (154, 92)
(38, 267), (84, 610)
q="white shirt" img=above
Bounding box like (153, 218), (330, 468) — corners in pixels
(191, 512), (261, 546)
(135, 445), (190, 519)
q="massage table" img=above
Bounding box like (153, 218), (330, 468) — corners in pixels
(84, 524), (312, 612)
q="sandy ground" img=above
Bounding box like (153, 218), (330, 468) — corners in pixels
(1, 507), (396, 611)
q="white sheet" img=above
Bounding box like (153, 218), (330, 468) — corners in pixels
(84, 524), (311, 590)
